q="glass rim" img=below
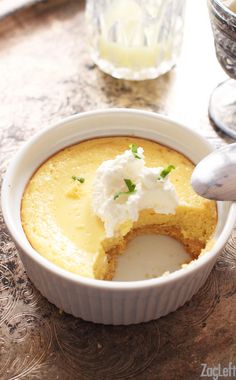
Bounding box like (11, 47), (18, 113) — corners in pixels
(210, 0), (236, 19)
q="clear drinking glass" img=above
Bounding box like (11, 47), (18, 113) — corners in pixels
(208, 0), (236, 138)
(86, 0), (186, 80)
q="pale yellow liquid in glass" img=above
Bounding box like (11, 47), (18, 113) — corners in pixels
(98, 0), (172, 70)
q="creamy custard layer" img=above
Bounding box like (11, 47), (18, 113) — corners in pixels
(21, 137), (217, 279)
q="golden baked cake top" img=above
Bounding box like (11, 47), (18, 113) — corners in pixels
(21, 137), (217, 280)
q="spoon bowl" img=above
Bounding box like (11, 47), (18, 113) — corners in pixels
(191, 143), (236, 201)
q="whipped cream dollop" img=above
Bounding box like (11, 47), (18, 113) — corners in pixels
(92, 146), (179, 238)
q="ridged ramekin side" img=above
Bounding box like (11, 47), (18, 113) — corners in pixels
(17, 245), (218, 325)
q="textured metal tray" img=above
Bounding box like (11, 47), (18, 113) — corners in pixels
(0, 0), (44, 19)
(0, 0), (235, 379)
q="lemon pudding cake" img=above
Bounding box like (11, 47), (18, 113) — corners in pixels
(21, 137), (217, 280)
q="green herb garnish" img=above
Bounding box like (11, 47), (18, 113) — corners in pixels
(72, 175), (85, 183)
(114, 179), (136, 200)
(129, 143), (141, 159)
(158, 165), (175, 180)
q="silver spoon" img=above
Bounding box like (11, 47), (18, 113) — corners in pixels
(191, 143), (236, 201)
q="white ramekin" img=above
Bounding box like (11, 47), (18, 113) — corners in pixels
(2, 109), (236, 325)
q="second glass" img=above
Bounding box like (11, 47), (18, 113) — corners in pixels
(208, 0), (236, 138)
(86, 0), (186, 80)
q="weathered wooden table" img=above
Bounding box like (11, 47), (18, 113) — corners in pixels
(0, 1), (235, 379)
